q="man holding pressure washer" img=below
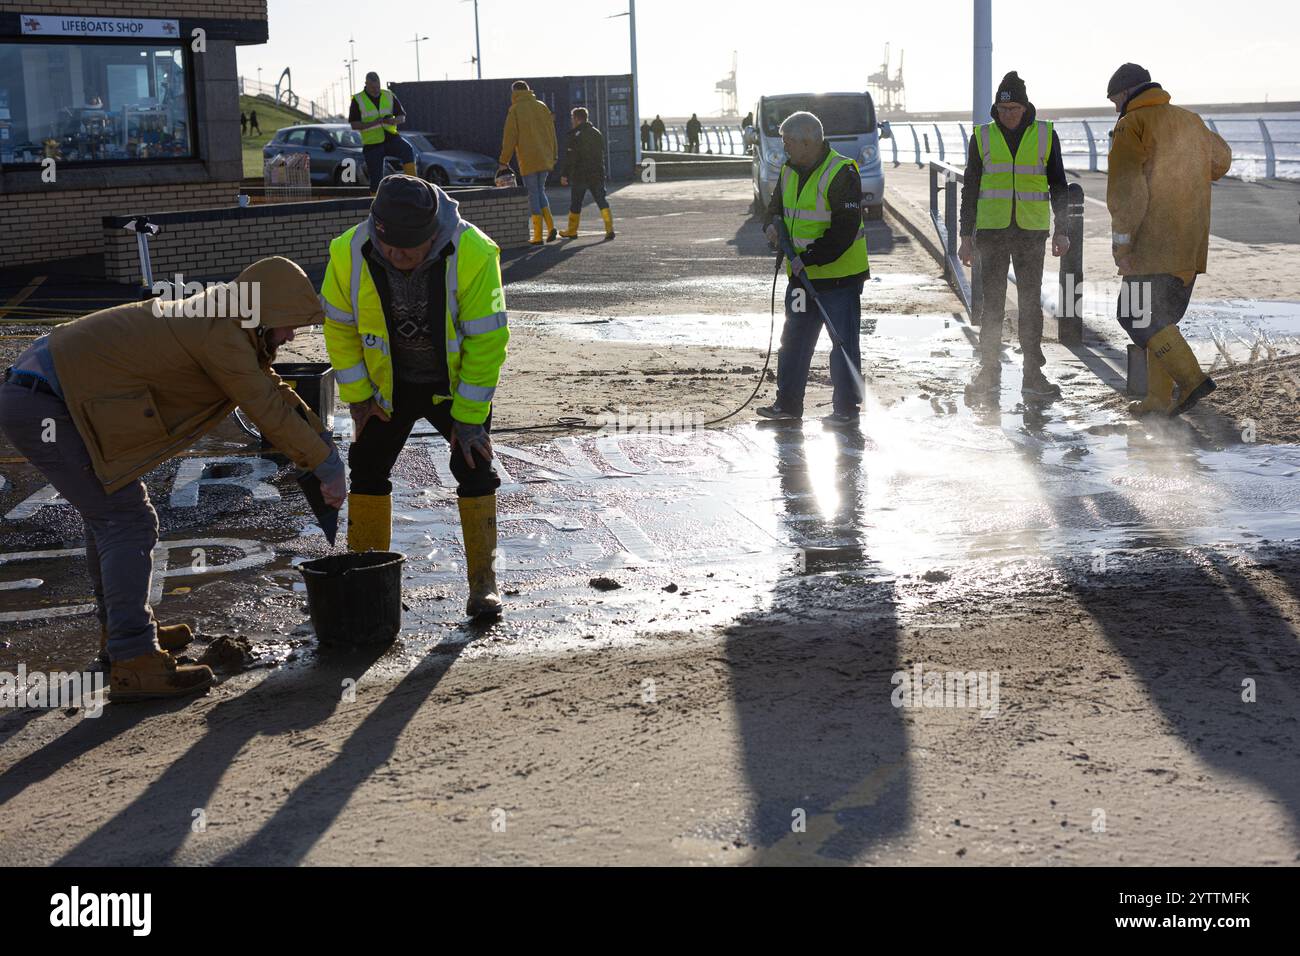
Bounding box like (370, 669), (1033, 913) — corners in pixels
(757, 110), (870, 429)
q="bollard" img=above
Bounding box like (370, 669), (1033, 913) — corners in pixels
(122, 216), (160, 300)
(1056, 182), (1085, 345)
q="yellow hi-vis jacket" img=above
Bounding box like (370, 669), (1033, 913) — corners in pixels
(974, 121), (1053, 231)
(780, 150), (870, 281)
(354, 90), (398, 145)
(320, 219), (508, 425)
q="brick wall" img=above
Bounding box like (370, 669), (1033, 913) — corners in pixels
(1, 181), (239, 268)
(0, 2), (267, 17)
(102, 188), (531, 283)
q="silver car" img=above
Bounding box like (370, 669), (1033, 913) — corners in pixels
(401, 132), (498, 187)
(263, 124), (368, 186)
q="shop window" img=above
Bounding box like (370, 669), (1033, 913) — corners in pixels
(0, 40), (193, 165)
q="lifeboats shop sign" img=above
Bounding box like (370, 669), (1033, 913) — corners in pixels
(19, 15), (181, 38)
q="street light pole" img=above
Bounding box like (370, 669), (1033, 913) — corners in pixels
(409, 33), (430, 81)
(460, 0), (482, 79)
(346, 36), (357, 94)
(607, 3), (641, 166)
(973, 0), (992, 129)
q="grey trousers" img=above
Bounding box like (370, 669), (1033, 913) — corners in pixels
(0, 380), (160, 661)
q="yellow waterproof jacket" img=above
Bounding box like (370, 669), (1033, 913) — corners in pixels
(499, 89), (558, 176)
(1107, 87), (1232, 278)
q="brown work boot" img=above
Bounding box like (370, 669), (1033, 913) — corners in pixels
(110, 650), (214, 702)
(100, 623), (194, 658)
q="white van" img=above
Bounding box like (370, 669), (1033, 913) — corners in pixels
(745, 91), (890, 220)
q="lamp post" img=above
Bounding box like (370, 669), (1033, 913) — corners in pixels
(607, 0), (641, 165)
(973, 0), (991, 128)
(462, 0), (482, 79)
(409, 33), (430, 81)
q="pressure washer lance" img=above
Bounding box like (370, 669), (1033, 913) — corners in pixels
(773, 218), (866, 403)
(122, 216), (160, 301)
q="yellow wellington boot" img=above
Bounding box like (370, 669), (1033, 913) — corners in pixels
(529, 214), (543, 245)
(559, 213), (581, 238)
(541, 207), (557, 242)
(601, 207), (615, 238)
(402, 162), (417, 176)
(100, 622), (193, 658)
(347, 492), (392, 553)
(1148, 325), (1216, 417)
(1127, 346), (1177, 417)
(110, 650), (213, 702)
(457, 494), (503, 620)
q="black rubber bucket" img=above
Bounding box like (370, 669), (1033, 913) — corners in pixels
(300, 551), (406, 646)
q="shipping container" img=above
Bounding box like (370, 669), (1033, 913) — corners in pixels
(391, 75), (636, 182)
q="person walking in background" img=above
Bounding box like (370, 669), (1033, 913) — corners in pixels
(558, 107), (614, 240)
(640, 119), (652, 152)
(651, 115), (666, 151)
(498, 80), (559, 245)
(349, 71), (416, 193)
(686, 113), (703, 154)
(958, 71), (1069, 406)
(248, 110), (261, 135)
(1105, 62), (1232, 418)
(240, 112), (248, 136)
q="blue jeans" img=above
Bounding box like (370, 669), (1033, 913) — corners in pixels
(0, 381), (161, 662)
(363, 135), (415, 192)
(775, 278), (864, 417)
(523, 171), (551, 215)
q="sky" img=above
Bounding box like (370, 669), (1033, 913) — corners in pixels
(239, 0), (1300, 118)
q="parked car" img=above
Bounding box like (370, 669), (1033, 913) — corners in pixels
(263, 124), (367, 186)
(744, 92), (890, 220)
(401, 131), (498, 187)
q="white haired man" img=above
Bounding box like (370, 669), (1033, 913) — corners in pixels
(757, 110), (870, 428)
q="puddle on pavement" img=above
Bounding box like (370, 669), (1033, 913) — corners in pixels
(5, 396), (1296, 680)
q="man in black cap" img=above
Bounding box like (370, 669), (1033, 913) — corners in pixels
(1104, 63), (1232, 418)
(958, 71), (1070, 405)
(321, 175), (509, 620)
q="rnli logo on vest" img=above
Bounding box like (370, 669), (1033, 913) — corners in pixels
(363, 333), (380, 348)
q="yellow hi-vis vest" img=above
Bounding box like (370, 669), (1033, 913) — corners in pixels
(354, 89), (398, 145)
(974, 120), (1053, 231)
(780, 149), (870, 281)
(320, 219), (509, 425)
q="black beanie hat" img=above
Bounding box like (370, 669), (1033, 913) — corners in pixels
(371, 174), (438, 248)
(1107, 63), (1152, 97)
(995, 71), (1028, 107)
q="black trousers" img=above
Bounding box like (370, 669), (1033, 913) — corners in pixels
(569, 178), (609, 214)
(348, 381), (500, 499)
(974, 229), (1047, 370)
(1116, 274), (1196, 348)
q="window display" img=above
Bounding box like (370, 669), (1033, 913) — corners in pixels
(0, 40), (193, 165)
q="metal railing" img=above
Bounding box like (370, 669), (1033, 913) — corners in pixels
(649, 124), (748, 156)
(890, 117), (1300, 180)
(928, 159), (1084, 344)
(238, 76), (344, 123)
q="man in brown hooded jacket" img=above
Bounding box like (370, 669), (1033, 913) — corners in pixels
(0, 257), (345, 700)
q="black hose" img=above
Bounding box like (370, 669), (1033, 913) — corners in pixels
(492, 250), (783, 435)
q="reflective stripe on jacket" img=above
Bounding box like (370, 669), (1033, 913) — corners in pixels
(975, 120), (1052, 230)
(354, 90), (397, 145)
(320, 221), (508, 424)
(779, 150), (870, 281)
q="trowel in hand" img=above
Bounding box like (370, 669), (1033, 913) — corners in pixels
(296, 471), (340, 546)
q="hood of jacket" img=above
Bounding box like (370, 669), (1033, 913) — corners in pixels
(1122, 83), (1169, 117)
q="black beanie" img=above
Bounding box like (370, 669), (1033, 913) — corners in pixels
(1107, 63), (1152, 97)
(995, 71), (1028, 107)
(371, 174), (438, 248)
